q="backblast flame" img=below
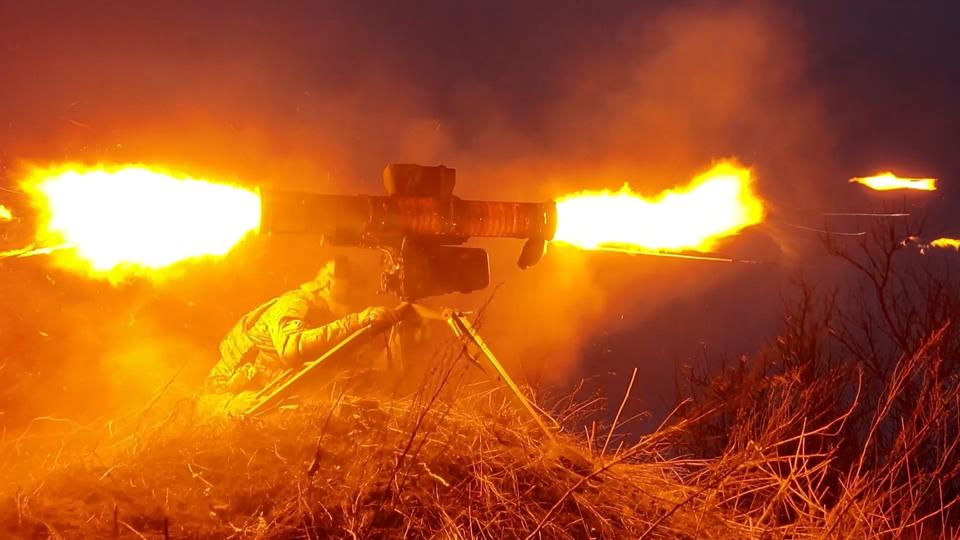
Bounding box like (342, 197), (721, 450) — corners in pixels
(552, 161), (764, 252)
(24, 164), (260, 280)
(850, 172), (937, 191)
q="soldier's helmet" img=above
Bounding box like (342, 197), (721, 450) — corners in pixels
(301, 256), (358, 306)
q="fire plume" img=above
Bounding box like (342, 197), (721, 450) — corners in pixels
(0, 204), (11, 221)
(552, 161), (764, 253)
(24, 164), (260, 280)
(850, 172), (937, 191)
(930, 238), (960, 250)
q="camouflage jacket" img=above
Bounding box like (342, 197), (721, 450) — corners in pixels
(205, 289), (362, 392)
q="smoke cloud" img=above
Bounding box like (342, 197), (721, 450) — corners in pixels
(0, 1), (835, 426)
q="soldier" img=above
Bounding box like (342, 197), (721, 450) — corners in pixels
(201, 256), (398, 413)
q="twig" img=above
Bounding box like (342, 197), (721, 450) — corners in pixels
(601, 367), (637, 458)
(308, 395), (345, 476)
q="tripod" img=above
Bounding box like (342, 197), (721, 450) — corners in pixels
(244, 304), (557, 443)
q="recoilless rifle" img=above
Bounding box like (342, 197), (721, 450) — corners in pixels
(248, 164), (558, 440)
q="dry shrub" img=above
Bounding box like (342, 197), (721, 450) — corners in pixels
(676, 216), (960, 537)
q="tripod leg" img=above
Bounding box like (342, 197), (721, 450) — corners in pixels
(253, 368), (293, 401)
(444, 312), (557, 443)
(245, 322), (387, 416)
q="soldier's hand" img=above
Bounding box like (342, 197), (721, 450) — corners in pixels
(359, 306), (400, 326)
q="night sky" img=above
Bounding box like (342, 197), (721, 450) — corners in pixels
(1, 1), (958, 429)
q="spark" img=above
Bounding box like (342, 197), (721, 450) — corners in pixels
(0, 204), (12, 221)
(0, 243), (73, 260)
(929, 238), (960, 251)
(850, 172), (937, 191)
(589, 246), (766, 264)
(822, 212), (910, 217)
(779, 221), (866, 237)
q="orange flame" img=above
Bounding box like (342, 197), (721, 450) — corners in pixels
(24, 164), (260, 280)
(850, 172), (937, 191)
(552, 161), (764, 253)
(0, 204), (11, 222)
(930, 238), (960, 250)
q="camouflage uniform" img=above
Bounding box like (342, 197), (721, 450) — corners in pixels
(204, 287), (365, 394)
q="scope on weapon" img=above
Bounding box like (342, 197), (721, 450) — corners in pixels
(260, 164), (557, 300)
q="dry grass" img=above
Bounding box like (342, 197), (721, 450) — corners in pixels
(0, 379), (738, 539)
(3, 325), (958, 539)
(7, 349), (955, 539)
(674, 326), (960, 538)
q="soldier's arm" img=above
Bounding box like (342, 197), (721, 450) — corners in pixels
(264, 296), (368, 366)
(295, 312), (366, 361)
(295, 307), (400, 361)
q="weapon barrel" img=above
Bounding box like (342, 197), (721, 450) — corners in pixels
(259, 189), (557, 241)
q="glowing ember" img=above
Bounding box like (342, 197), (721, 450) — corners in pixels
(930, 238), (960, 250)
(24, 164), (260, 279)
(0, 204), (11, 221)
(552, 161), (764, 252)
(850, 172), (937, 191)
